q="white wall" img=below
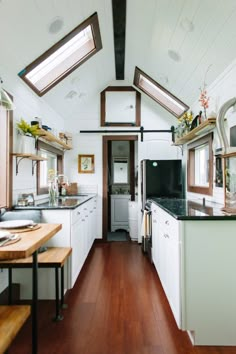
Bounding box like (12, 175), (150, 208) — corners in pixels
(185, 58), (236, 204)
(2, 69), (66, 204)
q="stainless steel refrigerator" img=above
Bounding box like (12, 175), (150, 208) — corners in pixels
(141, 159), (183, 210)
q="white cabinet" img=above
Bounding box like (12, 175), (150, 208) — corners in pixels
(110, 194), (131, 231)
(151, 201), (236, 346)
(43, 196), (97, 289)
(71, 207), (84, 286)
(151, 203), (181, 328)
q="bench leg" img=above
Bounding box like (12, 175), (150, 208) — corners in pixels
(53, 267), (63, 322)
(60, 266), (67, 310)
(8, 268), (12, 305)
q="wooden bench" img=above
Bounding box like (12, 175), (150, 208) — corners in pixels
(0, 305), (31, 353)
(0, 247), (72, 322)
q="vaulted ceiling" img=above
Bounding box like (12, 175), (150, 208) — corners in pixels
(1, 0), (236, 121)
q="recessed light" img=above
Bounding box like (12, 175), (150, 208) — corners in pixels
(48, 16), (64, 34)
(168, 50), (181, 62)
(180, 18), (194, 32)
(65, 90), (78, 100)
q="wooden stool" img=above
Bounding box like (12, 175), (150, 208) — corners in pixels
(0, 247), (72, 322)
(0, 305), (31, 353)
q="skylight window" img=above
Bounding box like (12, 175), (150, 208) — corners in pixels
(18, 12), (102, 96)
(133, 67), (189, 118)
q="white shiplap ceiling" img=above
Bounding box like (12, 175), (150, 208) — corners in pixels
(1, 0), (236, 121)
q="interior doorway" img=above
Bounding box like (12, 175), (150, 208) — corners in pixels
(102, 135), (138, 241)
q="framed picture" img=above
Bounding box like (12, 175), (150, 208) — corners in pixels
(78, 154), (95, 173)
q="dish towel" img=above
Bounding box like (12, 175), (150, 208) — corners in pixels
(140, 210), (147, 239)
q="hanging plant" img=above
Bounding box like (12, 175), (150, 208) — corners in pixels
(16, 118), (39, 137)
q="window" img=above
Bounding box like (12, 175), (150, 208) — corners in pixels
(100, 86), (141, 126)
(37, 141), (63, 195)
(187, 133), (213, 195)
(18, 12), (102, 96)
(0, 107), (13, 208)
(133, 67), (189, 118)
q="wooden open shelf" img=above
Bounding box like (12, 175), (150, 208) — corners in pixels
(12, 153), (47, 161)
(36, 128), (72, 150)
(12, 153), (47, 175)
(174, 118), (216, 145)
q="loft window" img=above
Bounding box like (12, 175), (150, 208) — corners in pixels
(18, 12), (102, 96)
(133, 67), (189, 118)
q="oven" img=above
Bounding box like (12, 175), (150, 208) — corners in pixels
(141, 200), (152, 263)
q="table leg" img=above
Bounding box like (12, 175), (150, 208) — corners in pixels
(32, 250), (38, 354)
(8, 268), (12, 305)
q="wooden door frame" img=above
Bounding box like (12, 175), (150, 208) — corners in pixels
(102, 135), (138, 240)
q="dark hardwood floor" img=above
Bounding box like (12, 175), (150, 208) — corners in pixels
(8, 242), (236, 354)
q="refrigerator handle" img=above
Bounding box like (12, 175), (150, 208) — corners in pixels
(142, 160), (146, 209)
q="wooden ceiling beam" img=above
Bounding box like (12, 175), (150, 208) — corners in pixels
(112, 0), (126, 80)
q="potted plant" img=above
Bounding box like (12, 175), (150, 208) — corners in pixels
(16, 118), (40, 154)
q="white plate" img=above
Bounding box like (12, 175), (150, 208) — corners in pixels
(0, 219), (34, 229)
(0, 230), (11, 239)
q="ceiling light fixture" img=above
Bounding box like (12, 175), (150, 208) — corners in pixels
(180, 18), (194, 32)
(0, 77), (15, 111)
(48, 16), (64, 34)
(168, 49), (181, 62)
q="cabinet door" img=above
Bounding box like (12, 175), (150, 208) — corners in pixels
(71, 218), (84, 287)
(159, 220), (181, 328)
(151, 206), (159, 270)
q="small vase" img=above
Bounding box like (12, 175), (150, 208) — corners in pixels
(48, 182), (58, 206)
(18, 135), (36, 154)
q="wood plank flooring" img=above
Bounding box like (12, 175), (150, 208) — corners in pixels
(8, 242), (236, 354)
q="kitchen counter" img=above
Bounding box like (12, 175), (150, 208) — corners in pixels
(150, 197), (236, 220)
(14, 194), (96, 210)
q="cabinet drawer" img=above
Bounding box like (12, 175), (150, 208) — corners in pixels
(71, 206), (83, 225)
(158, 208), (179, 242)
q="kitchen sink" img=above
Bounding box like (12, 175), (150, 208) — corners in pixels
(59, 194), (88, 199)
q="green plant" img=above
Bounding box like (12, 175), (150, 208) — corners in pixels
(16, 118), (39, 137)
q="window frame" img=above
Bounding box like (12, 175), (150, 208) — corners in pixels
(18, 12), (102, 97)
(187, 133), (213, 196)
(37, 141), (63, 195)
(133, 66), (189, 118)
(100, 86), (141, 127)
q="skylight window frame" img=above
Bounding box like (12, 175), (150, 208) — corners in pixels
(133, 67), (189, 118)
(18, 12), (102, 97)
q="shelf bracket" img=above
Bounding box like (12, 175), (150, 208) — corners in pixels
(32, 160), (38, 176)
(15, 156), (27, 175)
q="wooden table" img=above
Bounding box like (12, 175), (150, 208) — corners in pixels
(0, 223), (62, 354)
(0, 305), (31, 354)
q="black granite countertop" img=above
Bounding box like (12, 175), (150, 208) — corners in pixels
(149, 197), (236, 220)
(14, 194), (96, 210)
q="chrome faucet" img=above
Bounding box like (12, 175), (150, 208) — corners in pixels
(216, 97), (236, 154)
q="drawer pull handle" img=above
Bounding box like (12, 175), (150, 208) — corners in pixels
(153, 220), (157, 223)
(165, 220), (169, 225)
(77, 212), (80, 215)
(84, 208), (87, 210)
(164, 233), (169, 238)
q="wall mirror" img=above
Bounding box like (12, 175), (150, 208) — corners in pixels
(100, 86), (141, 126)
(113, 157), (129, 184)
(187, 133), (213, 195)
